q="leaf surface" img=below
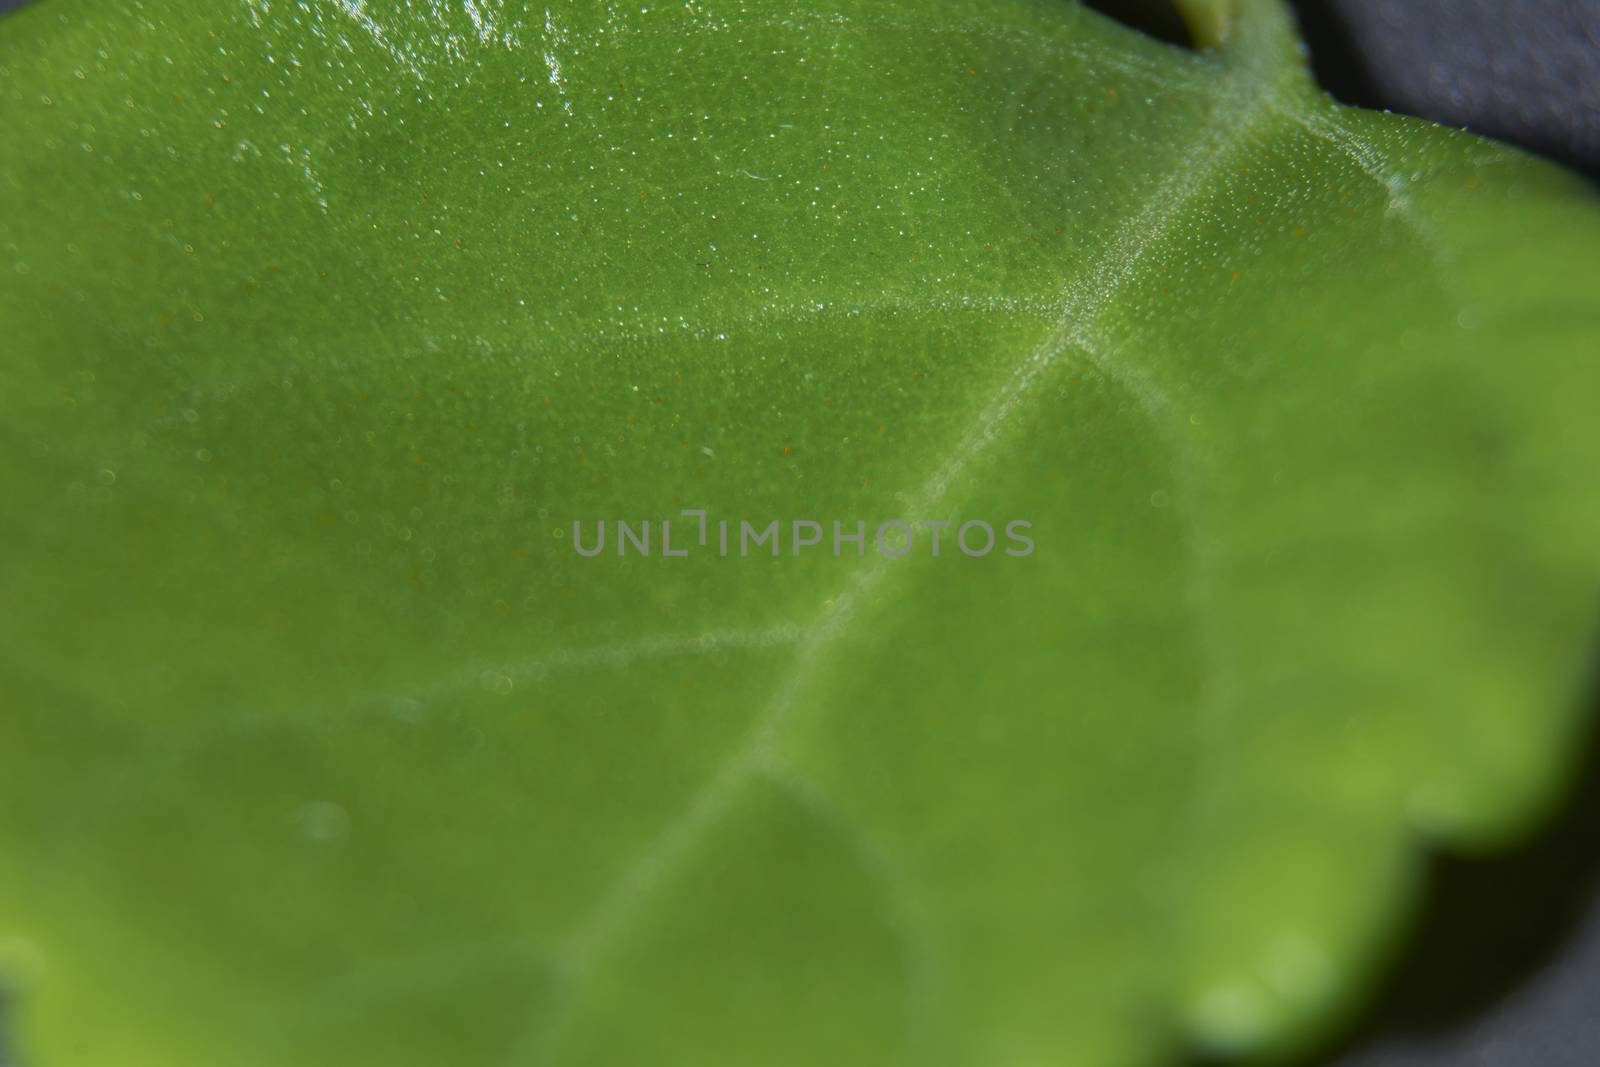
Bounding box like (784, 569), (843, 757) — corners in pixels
(2, 1), (1599, 1064)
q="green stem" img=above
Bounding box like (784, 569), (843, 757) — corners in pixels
(1179, 0), (1313, 94)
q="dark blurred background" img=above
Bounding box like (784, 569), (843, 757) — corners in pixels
(1, 0), (1597, 1065)
(1094, 0), (1600, 178)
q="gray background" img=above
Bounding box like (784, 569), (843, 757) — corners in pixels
(1, 0), (1597, 1064)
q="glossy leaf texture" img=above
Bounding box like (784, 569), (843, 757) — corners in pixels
(2, 1), (1599, 1064)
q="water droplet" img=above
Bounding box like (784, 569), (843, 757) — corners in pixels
(1265, 933), (1334, 1003)
(295, 800), (351, 843)
(0, 935), (46, 985)
(1189, 984), (1268, 1053)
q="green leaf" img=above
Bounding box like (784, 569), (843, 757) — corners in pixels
(3, 0), (1598, 1064)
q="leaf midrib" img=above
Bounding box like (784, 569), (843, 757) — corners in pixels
(520, 29), (1296, 1058)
